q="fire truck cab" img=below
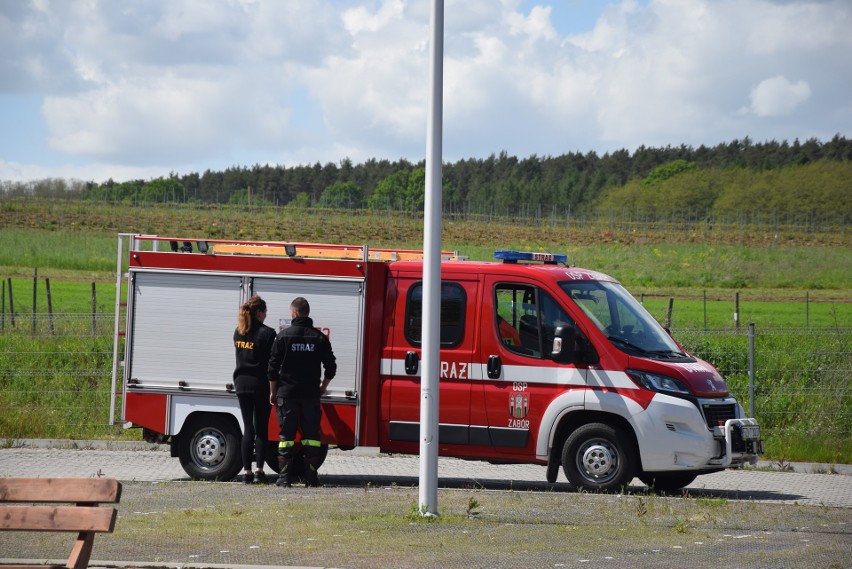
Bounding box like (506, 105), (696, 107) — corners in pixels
(111, 234), (762, 492)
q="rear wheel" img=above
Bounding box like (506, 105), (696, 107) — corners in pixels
(177, 414), (242, 481)
(562, 423), (636, 492)
(265, 441), (281, 474)
(639, 472), (698, 493)
(264, 442), (329, 481)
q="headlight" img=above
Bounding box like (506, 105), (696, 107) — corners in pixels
(627, 369), (692, 395)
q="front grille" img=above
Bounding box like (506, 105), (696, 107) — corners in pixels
(702, 403), (736, 429)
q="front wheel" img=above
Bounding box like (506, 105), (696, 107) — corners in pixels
(638, 471), (698, 493)
(562, 423), (636, 492)
(177, 414), (242, 481)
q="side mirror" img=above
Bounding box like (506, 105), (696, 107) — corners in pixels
(551, 325), (577, 364)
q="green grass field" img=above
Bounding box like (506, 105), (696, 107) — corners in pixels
(2, 227), (850, 328)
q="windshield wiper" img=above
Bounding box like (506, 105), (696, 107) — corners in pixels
(648, 349), (688, 358)
(608, 337), (688, 359)
(607, 336), (651, 354)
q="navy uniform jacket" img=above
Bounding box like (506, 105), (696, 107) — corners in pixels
(233, 319), (277, 395)
(268, 316), (336, 399)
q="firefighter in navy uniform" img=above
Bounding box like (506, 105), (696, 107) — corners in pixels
(268, 296), (336, 487)
(233, 295), (277, 484)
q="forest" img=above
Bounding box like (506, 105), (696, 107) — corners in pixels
(2, 135), (850, 222)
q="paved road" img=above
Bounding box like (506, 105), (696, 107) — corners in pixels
(2, 440), (851, 508)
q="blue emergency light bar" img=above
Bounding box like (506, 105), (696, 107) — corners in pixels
(494, 250), (568, 264)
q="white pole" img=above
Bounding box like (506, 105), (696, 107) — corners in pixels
(109, 234), (128, 426)
(419, 0), (444, 517)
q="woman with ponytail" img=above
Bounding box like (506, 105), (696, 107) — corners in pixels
(233, 295), (277, 483)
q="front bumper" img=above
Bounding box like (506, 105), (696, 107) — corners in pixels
(714, 418), (763, 467)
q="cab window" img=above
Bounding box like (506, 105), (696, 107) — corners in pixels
(494, 284), (574, 358)
(405, 281), (466, 348)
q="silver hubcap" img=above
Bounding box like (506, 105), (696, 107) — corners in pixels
(579, 442), (616, 479)
(193, 430), (226, 468)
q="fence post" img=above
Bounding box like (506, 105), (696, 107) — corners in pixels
(664, 298), (674, 330)
(32, 268), (38, 337)
(1, 278), (4, 334)
(46, 277), (55, 336)
(7, 277), (15, 327)
(748, 322), (755, 418)
(703, 290), (707, 331)
(735, 292), (740, 331)
(91, 282), (97, 336)
(805, 291), (809, 330)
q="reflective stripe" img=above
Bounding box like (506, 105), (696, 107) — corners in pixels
(379, 357), (628, 387)
(303, 439), (322, 447)
(279, 440), (295, 448)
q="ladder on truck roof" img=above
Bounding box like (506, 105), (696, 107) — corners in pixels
(125, 235), (461, 262)
(213, 242), (461, 261)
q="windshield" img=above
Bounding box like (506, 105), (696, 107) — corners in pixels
(559, 280), (687, 358)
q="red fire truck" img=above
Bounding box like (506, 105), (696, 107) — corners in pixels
(110, 234), (762, 491)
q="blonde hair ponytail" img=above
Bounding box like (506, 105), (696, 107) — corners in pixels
(237, 295), (267, 335)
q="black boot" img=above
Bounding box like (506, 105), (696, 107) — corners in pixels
(303, 446), (323, 488)
(276, 445), (295, 487)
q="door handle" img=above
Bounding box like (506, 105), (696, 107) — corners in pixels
(404, 351), (419, 375)
(487, 355), (502, 379)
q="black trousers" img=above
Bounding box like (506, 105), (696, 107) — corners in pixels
(276, 397), (322, 444)
(237, 391), (270, 471)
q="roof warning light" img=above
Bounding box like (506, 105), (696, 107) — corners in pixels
(494, 250), (567, 264)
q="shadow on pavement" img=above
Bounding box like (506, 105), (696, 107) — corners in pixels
(316, 473), (807, 503)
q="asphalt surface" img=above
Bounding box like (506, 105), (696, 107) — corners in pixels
(2, 440), (851, 569)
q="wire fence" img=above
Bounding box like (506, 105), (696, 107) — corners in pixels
(677, 327), (851, 445)
(0, 316), (850, 454)
(1, 196), (847, 247)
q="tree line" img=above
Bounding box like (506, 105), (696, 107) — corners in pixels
(2, 135), (851, 221)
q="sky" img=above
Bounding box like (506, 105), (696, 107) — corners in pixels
(1, 0), (850, 184)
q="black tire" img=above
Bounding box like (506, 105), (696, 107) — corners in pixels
(264, 442), (329, 481)
(638, 472), (698, 493)
(265, 441), (281, 474)
(177, 414), (242, 481)
(562, 422), (636, 492)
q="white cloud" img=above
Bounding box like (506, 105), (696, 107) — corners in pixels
(0, 158), (166, 184)
(0, 0), (850, 182)
(507, 5), (557, 42)
(342, 0), (406, 35)
(43, 74), (237, 160)
(744, 76), (811, 118)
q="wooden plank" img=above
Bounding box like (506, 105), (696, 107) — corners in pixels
(66, 531), (97, 569)
(0, 505), (117, 532)
(0, 565), (67, 569)
(0, 478), (121, 504)
(0, 478), (122, 569)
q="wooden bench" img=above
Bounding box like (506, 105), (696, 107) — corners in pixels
(0, 477), (122, 569)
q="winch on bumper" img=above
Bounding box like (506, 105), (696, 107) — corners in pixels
(712, 418), (763, 467)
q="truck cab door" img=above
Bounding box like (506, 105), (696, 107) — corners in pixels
(474, 277), (588, 456)
(381, 273), (478, 452)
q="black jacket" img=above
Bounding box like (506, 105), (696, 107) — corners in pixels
(267, 316), (337, 399)
(233, 319), (277, 394)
